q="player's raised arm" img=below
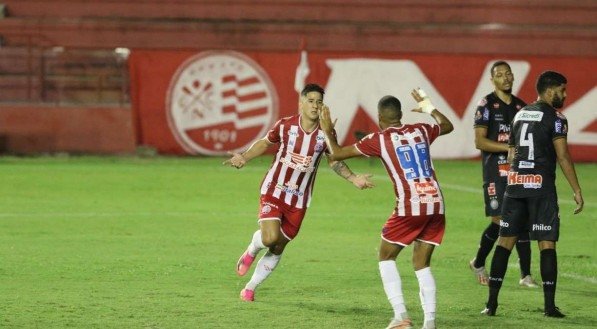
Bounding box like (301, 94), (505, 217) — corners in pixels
(319, 105), (362, 161)
(318, 105), (373, 189)
(223, 138), (272, 169)
(410, 88), (454, 135)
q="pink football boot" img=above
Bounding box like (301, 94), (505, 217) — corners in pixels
(240, 289), (255, 302)
(236, 250), (255, 276)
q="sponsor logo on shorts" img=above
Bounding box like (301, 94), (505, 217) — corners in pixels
(519, 161), (535, 169)
(261, 205), (271, 214)
(508, 172), (543, 189)
(499, 220), (509, 227)
(532, 224), (552, 231)
(487, 183), (496, 196)
(490, 198), (499, 210)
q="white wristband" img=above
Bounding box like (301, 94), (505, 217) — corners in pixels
(417, 89), (435, 114)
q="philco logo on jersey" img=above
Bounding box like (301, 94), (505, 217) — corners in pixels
(515, 111), (543, 122)
(166, 50), (279, 155)
(508, 172), (543, 189)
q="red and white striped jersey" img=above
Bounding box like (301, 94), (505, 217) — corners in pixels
(356, 123), (444, 216)
(260, 115), (329, 209)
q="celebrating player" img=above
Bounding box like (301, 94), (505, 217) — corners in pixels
(224, 83), (374, 302)
(482, 71), (584, 317)
(470, 61), (537, 287)
(319, 89), (453, 329)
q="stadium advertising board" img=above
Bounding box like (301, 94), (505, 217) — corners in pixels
(129, 50), (597, 160)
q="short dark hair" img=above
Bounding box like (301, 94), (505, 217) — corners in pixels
(490, 61), (511, 77)
(378, 95), (402, 121)
(536, 71), (567, 94)
(301, 84), (325, 98)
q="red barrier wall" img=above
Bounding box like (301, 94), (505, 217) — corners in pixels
(0, 106), (136, 154)
(129, 50), (597, 160)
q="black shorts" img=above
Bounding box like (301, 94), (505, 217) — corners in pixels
(500, 192), (559, 241)
(483, 178), (506, 217)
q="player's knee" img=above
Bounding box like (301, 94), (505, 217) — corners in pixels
(486, 221), (500, 240)
(261, 232), (280, 247)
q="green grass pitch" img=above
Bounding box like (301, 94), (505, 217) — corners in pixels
(0, 156), (595, 328)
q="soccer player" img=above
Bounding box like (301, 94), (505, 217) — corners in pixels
(319, 89), (453, 329)
(470, 61), (538, 287)
(482, 71), (584, 317)
(224, 83), (374, 302)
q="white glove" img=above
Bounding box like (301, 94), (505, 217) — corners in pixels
(417, 89), (436, 114)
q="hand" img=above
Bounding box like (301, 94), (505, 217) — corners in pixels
(318, 105), (336, 133)
(349, 173), (375, 190)
(410, 88), (435, 114)
(222, 151), (247, 169)
(573, 191), (584, 214)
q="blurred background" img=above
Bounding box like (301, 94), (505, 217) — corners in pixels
(0, 0), (595, 160)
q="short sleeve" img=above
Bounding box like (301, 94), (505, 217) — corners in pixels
(265, 119), (283, 143)
(474, 98), (490, 128)
(419, 123), (441, 145)
(553, 111), (568, 140)
(355, 132), (381, 157)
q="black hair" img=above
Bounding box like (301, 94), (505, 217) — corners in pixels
(300, 84), (325, 98)
(490, 61), (511, 77)
(378, 95), (402, 121)
(536, 71), (567, 94)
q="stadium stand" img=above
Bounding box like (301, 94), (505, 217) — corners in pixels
(0, 0), (594, 154)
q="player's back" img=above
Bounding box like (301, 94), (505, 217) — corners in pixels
(356, 123), (443, 216)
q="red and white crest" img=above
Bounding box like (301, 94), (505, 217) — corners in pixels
(166, 51), (279, 155)
(289, 151), (313, 167)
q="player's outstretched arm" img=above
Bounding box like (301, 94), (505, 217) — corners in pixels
(554, 137), (584, 214)
(222, 138), (271, 169)
(318, 105), (374, 189)
(327, 158), (374, 190)
(319, 105), (362, 161)
(410, 88), (454, 135)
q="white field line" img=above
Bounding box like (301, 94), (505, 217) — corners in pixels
(508, 264), (597, 285)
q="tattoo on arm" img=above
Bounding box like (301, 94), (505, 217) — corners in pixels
(332, 161), (354, 180)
